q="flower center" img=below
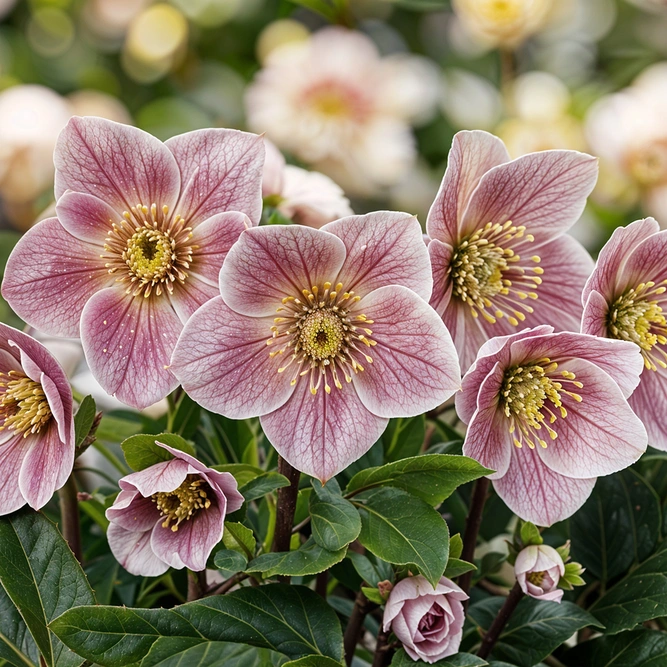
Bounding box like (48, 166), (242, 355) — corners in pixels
(628, 142), (667, 187)
(449, 221), (542, 326)
(608, 281), (667, 371)
(526, 570), (546, 586)
(303, 81), (370, 122)
(267, 282), (376, 395)
(103, 203), (196, 298)
(0, 371), (52, 438)
(479, 0), (523, 24)
(151, 474), (212, 532)
(500, 359), (583, 450)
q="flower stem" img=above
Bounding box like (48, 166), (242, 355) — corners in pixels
(372, 628), (394, 667)
(477, 582), (524, 659)
(344, 591), (376, 666)
(272, 457), (301, 567)
(58, 473), (82, 562)
(207, 572), (249, 596)
(459, 476), (490, 604)
(187, 570), (207, 601)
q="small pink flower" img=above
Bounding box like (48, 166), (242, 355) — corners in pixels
(106, 442), (243, 576)
(2, 116), (264, 409)
(426, 130), (599, 371)
(0, 323), (74, 514)
(581, 217), (667, 450)
(383, 575), (468, 664)
(171, 213), (461, 481)
(458, 326), (647, 525)
(515, 544), (565, 602)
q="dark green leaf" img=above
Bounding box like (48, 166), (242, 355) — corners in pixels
(170, 393), (201, 439)
(310, 480), (361, 551)
(346, 552), (393, 587)
(444, 558), (476, 578)
(449, 534), (463, 560)
(141, 638), (282, 667)
(564, 628), (667, 666)
(0, 582), (39, 667)
(222, 522), (256, 559)
(284, 657), (344, 666)
(121, 433), (196, 471)
(383, 416), (426, 461)
(246, 538), (346, 577)
(214, 464), (264, 488)
(239, 472), (290, 502)
(213, 550), (248, 572)
(73, 396), (97, 448)
(391, 649), (488, 666)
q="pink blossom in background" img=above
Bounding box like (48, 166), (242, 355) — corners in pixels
(457, 326), (647, 525)
(515, 544), (565, 602)
(383, 575), (467, 664)
(171, 213), (461, 481)
(2, 116), (264, 409)
(0, 323), (74, 514)
(106, 441), (243, 576)
(426, 130), (598, 371)
(582, 217), (667, 450)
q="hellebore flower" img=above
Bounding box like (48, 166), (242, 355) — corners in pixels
(0, 322), (74, 514)
(106, 442), (243, 576)
(515, 544), (565, 602)
(2, 116), (264, 409)
(171, 213), (461, 481)
(457, 326), (647, 525)
(383, 575), (467, 664)
(426, 130), (598, 371)
(582, 217), (667, 450)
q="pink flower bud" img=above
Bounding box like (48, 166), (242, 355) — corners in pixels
(515, 544), (565, 602)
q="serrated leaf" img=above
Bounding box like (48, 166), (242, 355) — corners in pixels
(391, 649), (487, 666)
(141, 638), (282, 666)
(246, 538), (346, 577)
(213, 550), (248, 573)
(310, 480), (361, 551)
(121, 433), (196, 471)
(444, 558), (476, 578)
(239, 472), (290, 502)
(222, 522), (256, 559)
(0, 582), (40, 667)
(564, 628), (667, 666)
(74, 396), (97, 448)
(284, 657), (344, 666)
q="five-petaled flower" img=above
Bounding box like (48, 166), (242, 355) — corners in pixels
(2, 116), (264, 409)
(457, 326), (648, 525)
(426, 130), (599, 371)
(170, 213), (461, 481)
(0, 323), (74, 514)
(582, 217), (667, 450)
(106, 441), (243, 576)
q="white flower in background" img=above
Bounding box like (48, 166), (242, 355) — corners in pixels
(441, 69), (502, 131)
(67, 90), (132, 124)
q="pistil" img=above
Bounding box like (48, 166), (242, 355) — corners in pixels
(152, 474), (212, 532)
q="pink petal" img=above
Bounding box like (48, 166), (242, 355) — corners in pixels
(218, 225), (346, 317)
(321, 212), (433, 301)
(459, 150), (598, 244)
(168, 277), (220, 325)
(0, 436), (28, 516)
(630, 368), (667, 452)
(171, 296), (294, 419)
(106, 493), (161, 531)
(442, 297), (489, 373)
(2, 218), (112, 337)
(262, 139), (286, 196)
(533, 589), (564, 603)
(514, 546), (539, 575)
(54, 117), (180, 214)
(582, 290), (609, 338)
(80, 287), (183, 409)
(56, 191), (122, 245)
(260, 378), (388, 482)
(166, 128), (264, 227)
(619, 227), (667, 289)
(120, 458), (190, 497)
(428, 239), (453, 317)
(352, 285), (460, 418)
(493, 445), (596, 526)
(426, 131), (510, 245)
(107, 522), (169, 577)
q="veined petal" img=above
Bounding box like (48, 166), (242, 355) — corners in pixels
(107, 523), (169, 577)
(322, 212), (433, 301)
(119, 458), (190, 497)
(620, 227), (667, 288)
(442, 297), (489, 373)
(352, 285), (460, 418)
(168, 277), (220, 325)
(56, 191), (122, 245)
(630, 368), (667, 452)
(260, 379), (388, 482)
(428, 239), (454, 317)
(582, 290), (609, 338)
(106, 493), (161, 532)
(170, 296), (294, 419)
(81, 287), (183, 409)
(0, 436), (28, 516)
(2, 218), (112, 337)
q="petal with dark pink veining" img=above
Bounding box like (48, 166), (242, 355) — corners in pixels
(630, 367), (667, 452)
(0, 436), (28, 516)
(119, 458), (190, 497)
(582, 290), (609, 338)
(56, 190), (121, 245)
(107, 522), (169, 577)
(428, 239), (453, 317)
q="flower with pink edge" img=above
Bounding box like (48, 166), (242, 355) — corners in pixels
(515, 544), (565, 603)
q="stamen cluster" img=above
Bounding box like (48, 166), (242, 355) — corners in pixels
(0, 371), (52, 438)
(152, 474), (212, 532)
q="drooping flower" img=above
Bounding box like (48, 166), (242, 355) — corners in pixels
(2, 116), (264, 409)
(515, 544), (565, 602)
(383, 575), (467, 664)
(457, 326), (647, 525)
(106, 441), (243, 576)
(171, 213), (461, 481)
(0, 323), (74, 514)
(581, 217), (667, 450)
(426, 130), (598, 371)
(262, 139), (353, 228)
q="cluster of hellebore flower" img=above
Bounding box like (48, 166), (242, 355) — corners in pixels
(0, 117), (664, 638)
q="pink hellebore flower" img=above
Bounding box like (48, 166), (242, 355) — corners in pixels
(106, 442), (243, 576)
(582, 218), (667, 450)
(0, 323), (74, 514)
(2, 116), (264, 409)
(171, 213), (461, 481)
(383, 575), (468, 664)
(515, 544), (565, 603)
(426, 130), (599, 371)
(457, 326), (648, 526)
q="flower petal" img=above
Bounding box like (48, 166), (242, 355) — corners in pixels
(106, 493), (160, 532)
(168, 277), (220, 325)
(260, 378), (388, 482)
(54, 117), (180, 214)
(442, 297), (489, 373)
(428, 239), (454, 317)
(321, 212), (433, 301)
(2, 218), (111, 337)
(171, 296), (294, 419)
(107, 522), (169, 577)
(426, 130), (510, 244)
(120, 458), (190, 497)
(81, 288), (183, 409)
(56, 191), (122, 245)
(619, 227), (667, 288)
(630, 368), (667, 452)
(166, 128), (264, 227)
(582, 290), (609, 338)
(352, 285), (460, 418)
(219, 225), (346, 317)
(0, 436), (28, 516)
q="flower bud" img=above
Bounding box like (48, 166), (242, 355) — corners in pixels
(515, 544), (565, 602)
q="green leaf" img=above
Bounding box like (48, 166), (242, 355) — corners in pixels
(444, 558), (476, 578)
(141, 638), (282, 666)
(360, 587), (385, 605)
(214, 464), (265, 488)
(73, 396), (97, 448)
(383, 416), (426, 461)
(590, 540), (667, 634)
(213, 550), (248, 572)
(222, 522), (256, 559)
(239, 472), (290, 502)
(449, 534), (463, 560)
(571, 470), (661, 582)
(519, 522), (543, 547)
(310, 480), (361, 551)
(564, 628), (667, 666)
(391, 649), (488, 666)
(468, 597), (602, 667)
(355, 487), (449, 587)
(346, 454), (491, 506)
(0, 510), (95, 667)
(284, 657), (344, 667)
(0, 582), (40, 667)
(121, 433), (196, 471)
(170, 393), (201, 439)
(246, 538), (346, 577)
(346, 552), (393, 588)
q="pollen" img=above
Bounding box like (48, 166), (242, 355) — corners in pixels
(0, 371), (52, 438)
(526, 570), (546, 586)
(152, 474), (212, 532)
